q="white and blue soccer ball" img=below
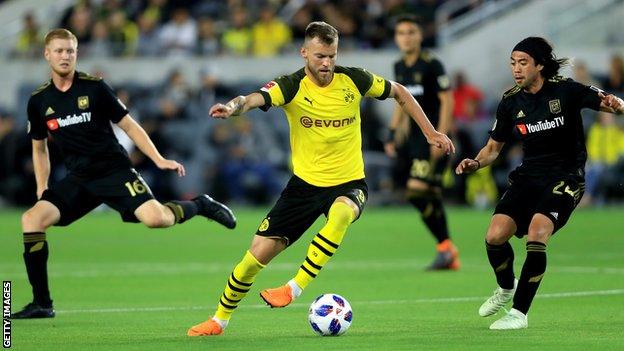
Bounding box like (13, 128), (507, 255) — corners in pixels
(308, 293), (353, 336)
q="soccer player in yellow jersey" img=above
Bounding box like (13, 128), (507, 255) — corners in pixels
(187, 21), (454, 336)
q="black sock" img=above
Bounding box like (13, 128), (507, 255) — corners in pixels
(164, 200), (199, 224)
(513, 241), (547, 315)
(408, 194), (449, 243)
(23, 232), (52, 307)
(485, 240), (515, 290)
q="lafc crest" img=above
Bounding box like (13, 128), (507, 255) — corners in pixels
(78, 96), (89, 110)
(549, 99), (561, 114)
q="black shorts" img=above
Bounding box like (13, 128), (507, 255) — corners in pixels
(40, 168), (154, 226)
(396, 135), (449, 187)
(255, 175), (368, 245)
(494, 171), (585, 237)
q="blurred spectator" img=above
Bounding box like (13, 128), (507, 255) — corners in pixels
(196, 64), (219, 113)
(196, 17), (220, 56)
(140, 0), (169, 24)
(319, 2), (359, 50)
(452, 71), (488, 153)
(12, 12), (42, 59)
(107, 10), (139, 57)
(87, 20), (112, 57)
(600, 54), (624, 94)
(582, 112), (624, 206)
(222, 7), (252, 56)
(216, 117), (283, 204)
(573, 60), (599, 87)
(251, 5), (292, 57)
(66, 3), (94, 46)
(158, 7), (197, 57)
(135, 13), (161, 56)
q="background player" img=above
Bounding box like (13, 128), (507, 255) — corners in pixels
(456, 36), (624, 329)
(385, 15), (458, 270)
(11, 29), (236, 319)
(187, 21), (454, 336)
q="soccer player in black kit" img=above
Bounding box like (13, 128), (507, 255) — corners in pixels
(11, 29), (236, 319)
(456, 37), (624, 329)
(385, 15), (459, 270)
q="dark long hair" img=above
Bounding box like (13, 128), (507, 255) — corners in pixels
(513, 37), (569, 79)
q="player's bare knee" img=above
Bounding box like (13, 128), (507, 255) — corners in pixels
(485, 226), (510, 245)
(407, 179), (430, 192)
(22, 209), (44, 230)
(526, 227), (551, 243)
(141, 215), (169, 228)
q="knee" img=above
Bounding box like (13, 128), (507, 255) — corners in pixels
(22, 209), (44, 230)
(485, 225), (510, 245)
(526, 226), (551, 243)
(142, 216), (169, 228)
(329, 200), (357, 226)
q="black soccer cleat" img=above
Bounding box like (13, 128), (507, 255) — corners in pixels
(11, 302), (55, 319)
(194, 194), (237, 229)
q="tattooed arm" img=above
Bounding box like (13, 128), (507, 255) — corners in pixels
(388, 81), (455, 154)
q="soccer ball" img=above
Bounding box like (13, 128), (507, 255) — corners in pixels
(308, 293), (353, 336)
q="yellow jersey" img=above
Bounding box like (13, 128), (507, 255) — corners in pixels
(258, 66), (391, 186)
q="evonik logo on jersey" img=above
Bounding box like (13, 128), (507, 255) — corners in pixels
(516, 116), (564, 135)
(47, 112), (92, 131)
(300, 116), (356, 128)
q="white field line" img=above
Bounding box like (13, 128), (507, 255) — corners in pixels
(55, 289), (624, 314)
(1, 260), (623, 278)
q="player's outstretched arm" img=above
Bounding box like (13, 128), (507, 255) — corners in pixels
(32, 139), (50, 199)
(209, 92), (266, 119)
(389, 81), (455, 154)
(116, 115), (186, 177)
(455, 138), (504, 175)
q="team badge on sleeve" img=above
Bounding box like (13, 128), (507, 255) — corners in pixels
(261, 81), (277, 92)
(437, 75), (450, 89)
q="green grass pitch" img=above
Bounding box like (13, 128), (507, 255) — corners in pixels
(1, 207), (623, 350)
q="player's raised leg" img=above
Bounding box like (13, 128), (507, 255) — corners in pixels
(187, 236), (285, 336)
(479, 214), (517, 317)
(135, 195), (236, 229)
(260, 196), (359, 308)
(11, 201), (60, 319)
(490, 214), (552, 330)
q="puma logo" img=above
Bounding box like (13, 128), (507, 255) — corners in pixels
(304, 97), (314, 106)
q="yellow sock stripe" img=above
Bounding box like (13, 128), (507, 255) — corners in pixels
(221, 293), (242, 304)
(164, 202), (184, 222)
(24, 234), (47, 243)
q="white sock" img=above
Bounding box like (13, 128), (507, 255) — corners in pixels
(211, 316), (229, 329)
(287, 279), (303, 298)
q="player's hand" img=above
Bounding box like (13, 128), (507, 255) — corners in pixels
(156, 158), (186, 177)
(209, 103), (233, 119)
(426, 131), (455, 155)
(455, 158), (480, 175)
(384, 142), (397, 158)
(599, 92), (624, 113)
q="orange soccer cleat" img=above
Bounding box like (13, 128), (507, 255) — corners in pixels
(187, 318), (223, 336)
(259, 284), (294, 308)
(427, 239), (460, 270)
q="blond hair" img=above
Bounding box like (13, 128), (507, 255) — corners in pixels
(44, 28), (77, 46)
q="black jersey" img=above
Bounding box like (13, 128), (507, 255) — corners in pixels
(393, 51), (450, 128)
(490, 78), (601, 177)
(27, 71), (131, 178)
